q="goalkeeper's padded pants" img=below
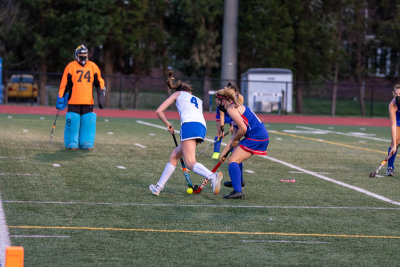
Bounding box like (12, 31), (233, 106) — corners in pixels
(64, 112), (96, 150)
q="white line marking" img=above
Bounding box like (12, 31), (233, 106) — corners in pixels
(138, 120), (400, 206)
(296, 126), (389, 142)
(107, 132), (114, 135)
(241, 240), (331, 244)
(0, 193), (11, 267)
(23, 129), (28, 133)
(0, 173), (35, 176)
(289, 171), (331, 175)
(245, 170), (255, 174)
(52, 163), (60, 167)
(3, 200), (400, 210)
(117, 166), (127, 169)
(263, 155), (400, 206)
(283, 130), (328, 134)
(10, 235), (70, 238)
(134, 143), (147, 148)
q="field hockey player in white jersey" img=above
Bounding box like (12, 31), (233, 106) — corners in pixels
(149, 71), (223, 196)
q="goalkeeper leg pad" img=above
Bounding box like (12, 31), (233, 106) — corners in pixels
(79, 112), (97, 149)
(64, 112), (80, 149)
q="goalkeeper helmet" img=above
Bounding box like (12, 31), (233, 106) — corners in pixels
(75, 44), (88, 66)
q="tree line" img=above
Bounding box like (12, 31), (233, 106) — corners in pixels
(1, 0), (399, 115)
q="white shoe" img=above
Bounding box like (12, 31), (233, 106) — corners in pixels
(149, 184), (162, 196)
(210, 171), (223, 195)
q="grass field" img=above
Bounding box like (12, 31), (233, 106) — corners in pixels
(1, 113), (400, 266)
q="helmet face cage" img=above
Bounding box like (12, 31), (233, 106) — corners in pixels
(75, 45), (88, 65)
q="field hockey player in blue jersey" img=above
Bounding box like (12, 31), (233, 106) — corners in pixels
(212, 82), (244, 159)
(386, 83), (400, 176)
(215, 86), (269, 199)
(149, 71), (223, 196)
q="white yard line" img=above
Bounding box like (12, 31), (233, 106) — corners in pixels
(137, 120), (400, 207)
(3, 200), (400, 210)
(10, 235), (70, 238)
(295, 126), (390, 142)
(134, 143), (147, 148)
(0, 193), (11, 267)
(241, 240), (331, 244)
(262, 155), (400, 206)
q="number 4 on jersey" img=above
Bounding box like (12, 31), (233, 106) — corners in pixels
(190, 96), (199, 109)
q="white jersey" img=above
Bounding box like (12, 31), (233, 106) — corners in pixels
(176, 91), (206, 127)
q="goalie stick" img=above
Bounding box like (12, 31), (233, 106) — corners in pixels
(49, 110), (60, 142)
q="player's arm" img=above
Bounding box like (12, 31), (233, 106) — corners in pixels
(56, 65), (73, 110)
(93, 66), (106, 109)
(237, 93), (244, 104)
(389, 99), (398, 154)
(58, 65), (71, 97)
(156, 91), (180, 134)
(227, 107), (247, 149)
(220, 127), (238, 161)
(219, 110), (226, 137)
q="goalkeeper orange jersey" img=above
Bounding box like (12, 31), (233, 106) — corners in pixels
(58, 60), (105, 105)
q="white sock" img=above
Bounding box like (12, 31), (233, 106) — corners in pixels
(157, 162), (176, 188)
(193, 163), (213, 179)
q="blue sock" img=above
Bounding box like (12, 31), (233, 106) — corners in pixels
(388, 147), (397, 169)
(229, 162), (242, 192)
(239, 163), (243, 184)
(214, 136), (221, 153)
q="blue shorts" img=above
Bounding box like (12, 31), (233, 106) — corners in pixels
(216, 109), (233, 124)
(180, 122), (206, 143)
(239, 137), (269, 155)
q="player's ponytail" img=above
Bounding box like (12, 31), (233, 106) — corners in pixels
(166, 71), (193, 92)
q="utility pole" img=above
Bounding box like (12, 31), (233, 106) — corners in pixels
(220, 0), (239, 87)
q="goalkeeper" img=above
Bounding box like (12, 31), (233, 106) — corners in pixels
(56, 44), (107, 150)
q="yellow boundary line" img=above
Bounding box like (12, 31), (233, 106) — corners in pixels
(9, 226), (400, 239)
(270, 130), (386, 154)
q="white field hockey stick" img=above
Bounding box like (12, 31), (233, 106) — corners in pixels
(369, 145), (399, 178)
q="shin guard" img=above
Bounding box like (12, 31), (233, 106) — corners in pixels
(213, 136), (222, 153)
(64, 112), (80, 149)
(79, 112), (97, 149)
(229, 162), (242, 192)
(388, 147), (397, 169)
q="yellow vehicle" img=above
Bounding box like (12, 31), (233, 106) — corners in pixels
(6, 74), (39, 102)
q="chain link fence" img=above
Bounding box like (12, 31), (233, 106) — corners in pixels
(1, 70), (394, 117)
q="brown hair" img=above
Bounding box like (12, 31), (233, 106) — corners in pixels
(216, 86), (241, 107)
(226, 81), (239, 93)
(166, 71), (193, 92)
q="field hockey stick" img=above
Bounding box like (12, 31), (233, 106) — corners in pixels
(369, 145), (400, 177)
(196, 131), (230, 157)
(193, 148), (233, 194)
(49, 110), (60, 142)
(172, 133), (194, 188)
